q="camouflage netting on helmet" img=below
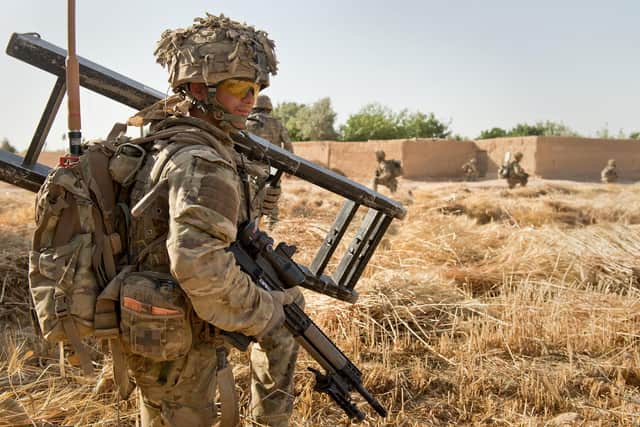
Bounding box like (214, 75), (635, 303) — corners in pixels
(155, 13), (278, 89)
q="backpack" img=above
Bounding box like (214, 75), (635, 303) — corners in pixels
(498, 163), (512, 179)
(29, 123), (143, 379)
(386, 159), (403, 178)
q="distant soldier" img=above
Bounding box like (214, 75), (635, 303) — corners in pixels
(373, 150), (403, 193)
(461, 158), (479, 181)
(246, 94), (293, 227)
(247, 95), (294, 152)
(601, 159), (618, 183)
(498, 151), (529, 189)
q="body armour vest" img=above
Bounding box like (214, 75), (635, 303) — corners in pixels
(128, 117), (260, 273)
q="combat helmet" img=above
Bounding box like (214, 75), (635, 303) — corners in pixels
(154, 13), (278, 126)
(607, 159), (616, 167)
(375, 150), (386, 161)
(254, 94), (273, 112)
(514, 152), (523, 161)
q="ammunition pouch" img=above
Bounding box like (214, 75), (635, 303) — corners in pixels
(119, 272), (193, 361)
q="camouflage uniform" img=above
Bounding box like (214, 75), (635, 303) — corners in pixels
(247, 95), (293, 153)
(124, 15), (302, 427)
(372, 150), (402, 193)
(601, 159), (618, 183)
(246, 95), (293, 227)
(502, 152), (528, 189)
(461, 158), (479, 181)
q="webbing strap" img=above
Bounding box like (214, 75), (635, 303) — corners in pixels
(60, 316), (93, 375)
(52, 193), (80, 247)
(216, 348), (239, 427)
(86, 150), (116, 236)
(134, 232), (168, 267)
(95, 266), (133, 398)
(238, 155), (253, 221)
(110, 338), (133, 399)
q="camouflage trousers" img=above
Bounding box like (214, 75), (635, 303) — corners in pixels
(373, 176), (398, 193)
(266, 206), (280, 228)
(507, 175), (528, 189)
(127, 287), (304, 427)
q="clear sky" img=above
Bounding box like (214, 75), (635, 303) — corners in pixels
(1, 0), (638, 151)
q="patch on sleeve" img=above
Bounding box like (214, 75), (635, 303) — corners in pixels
(197, 174), (240, 224)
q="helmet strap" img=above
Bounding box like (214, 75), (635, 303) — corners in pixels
(176, 85), (247, 131)
(205, 86), (248, 129)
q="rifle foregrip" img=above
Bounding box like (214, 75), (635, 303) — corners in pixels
(309, 368), (365, 422)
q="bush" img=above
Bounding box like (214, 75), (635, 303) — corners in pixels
(0, 138), (16, 153)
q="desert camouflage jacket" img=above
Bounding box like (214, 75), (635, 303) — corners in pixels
(246, 112), (293, 152)
(128, 117), (275, 337)
(601, 166), (618, 182)
(507, 160), (528, 178)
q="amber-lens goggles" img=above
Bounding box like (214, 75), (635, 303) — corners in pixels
(215, 79), (261, 100)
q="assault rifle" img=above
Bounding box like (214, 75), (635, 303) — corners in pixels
(226, 221), (387, 421)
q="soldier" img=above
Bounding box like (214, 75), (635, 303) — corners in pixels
(246, 95), (293, 227)
(601, 159), (618, 183)
(124, 15), (303, 427)
(499, 151), (528, 189)
(461, 157), (479, 181)
(372, 150), (403, 193)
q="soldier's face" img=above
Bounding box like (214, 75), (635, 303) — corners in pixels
(188, 81), (256, 129)
(215, 79), (258, 128)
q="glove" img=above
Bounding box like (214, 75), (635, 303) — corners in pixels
(261, 186), (281, 216)
(255, 290), (292, 342)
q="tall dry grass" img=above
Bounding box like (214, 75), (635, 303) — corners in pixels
(1, 180), (640, 426)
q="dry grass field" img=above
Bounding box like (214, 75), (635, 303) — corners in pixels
(1, 177), (640, 426)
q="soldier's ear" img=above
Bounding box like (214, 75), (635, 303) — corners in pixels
(189, 83), (208, 102)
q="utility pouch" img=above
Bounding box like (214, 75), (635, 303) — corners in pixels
(119, 272), (192, 361)
(108, 143), (146, 186)
(29, 233), (97, 342)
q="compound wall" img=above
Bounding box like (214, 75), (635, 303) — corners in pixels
(401, 139), (477, 179)
(294, 138), (477, 180)
(474, 136), (538, 176)
(535, 137), (640, 181)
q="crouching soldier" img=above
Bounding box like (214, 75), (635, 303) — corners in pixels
(499, 151), (528, 189)
(461, 158), (479, 181)
(601, 159), (618, 183)
(372, 150), (403, 193)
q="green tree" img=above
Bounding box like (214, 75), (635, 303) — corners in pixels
(397, 111), (451, 139)
(273, 101), (305, 141)
(629, 131), (640, 140)
(478, 121), (579, 139)
(508, 122), (545, 137)
(536, 120), (580, 137)
(340, 103), (399, 141)
(477, 127), (508, 139)
(292, 97), (338, 140)
(0, 138), (16, 153)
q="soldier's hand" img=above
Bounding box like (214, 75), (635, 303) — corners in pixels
(255, 290), (292, 341)
(262, 186), (281, 216)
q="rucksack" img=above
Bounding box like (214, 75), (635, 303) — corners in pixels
(498, 163), (512, 179)
(386, 159), (403, 178)
(29, 123), (143, 378)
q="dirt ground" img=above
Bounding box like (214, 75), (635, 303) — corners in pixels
(1, 177), (640, 426)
